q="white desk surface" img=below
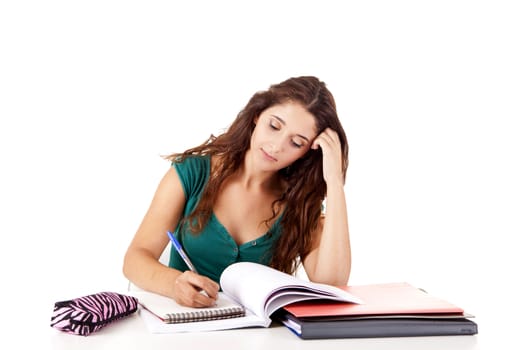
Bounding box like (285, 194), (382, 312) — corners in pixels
(42, 312), (484, 350)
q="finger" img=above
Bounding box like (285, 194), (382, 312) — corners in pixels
(182, 271), (219, 301)
(191, 290), (218, 307)
(174, 276), (217, 308)
(311, 131), (326, 150)
(319, 128), (339, 145)
(311, 132), (331, 150)
(183, 271), (219, 296)
(176, 288), (216, 308)
(201, 280), (220, 299)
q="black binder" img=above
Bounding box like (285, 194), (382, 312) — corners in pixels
(275, 310), (478, 340)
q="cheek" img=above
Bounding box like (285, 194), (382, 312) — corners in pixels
(298, 148), (311, 160)
(250, 127), (264, 145)
(252, 127), (275, 147)
(286, 147), (310, 163)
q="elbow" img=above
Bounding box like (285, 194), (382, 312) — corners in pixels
(333, 269), (350, 286)
(312, 262), (351, 286)
(328, 258), (352, 286)
(122, 263), (130, 281)
(122, 250), (134, 281)
(309, 268), (351, 286)
(311, 275), (349, 287)
(341, 262), (351, 285)
(326, 271), (350, 287)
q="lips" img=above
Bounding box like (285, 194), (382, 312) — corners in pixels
(261, 149), (277, 162)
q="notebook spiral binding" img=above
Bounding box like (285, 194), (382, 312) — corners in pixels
(164, 306), (246, 323)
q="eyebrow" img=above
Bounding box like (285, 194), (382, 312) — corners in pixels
(270, 115), (311, 142)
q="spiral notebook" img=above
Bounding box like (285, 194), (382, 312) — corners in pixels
(135, 291), (245, 324)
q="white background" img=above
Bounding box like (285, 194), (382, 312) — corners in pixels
(0, 1), (523, 348)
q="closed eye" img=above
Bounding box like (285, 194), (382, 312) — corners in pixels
(292, 140), (305, 148)
(268, 116), (308, 148)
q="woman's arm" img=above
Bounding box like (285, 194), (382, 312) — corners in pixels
(302, 128), (351, 285)
(122, 167), (219, 307)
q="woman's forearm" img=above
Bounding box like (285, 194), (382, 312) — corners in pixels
(123, 247), (182, 297)
(308, 183), (351, 285)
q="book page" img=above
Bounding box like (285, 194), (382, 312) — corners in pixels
(220, 262), (361, 320)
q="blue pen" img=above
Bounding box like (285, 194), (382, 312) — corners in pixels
(167, 231), (212, 300)
(167, 231), (199, 273)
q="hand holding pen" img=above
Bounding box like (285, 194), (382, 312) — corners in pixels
(167, 231), (219, 307)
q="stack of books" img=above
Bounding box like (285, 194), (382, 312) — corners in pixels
(275, 282), (477, 339)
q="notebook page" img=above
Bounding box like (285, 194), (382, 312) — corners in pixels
(133, 291), (243, 321)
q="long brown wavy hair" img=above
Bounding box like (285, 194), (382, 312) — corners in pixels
(166, 76), (348, 275)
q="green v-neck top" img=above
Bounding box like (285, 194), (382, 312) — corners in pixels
(168, 155), (283, 283)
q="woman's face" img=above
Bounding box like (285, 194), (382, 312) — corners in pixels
(249, 101), (318, 172)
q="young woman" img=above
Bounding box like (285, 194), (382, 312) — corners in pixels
(123, 76), (350, 307)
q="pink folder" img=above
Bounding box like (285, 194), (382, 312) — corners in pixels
(284, 282), (465, 318)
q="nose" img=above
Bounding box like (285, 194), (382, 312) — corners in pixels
(269, 134), (287, 154)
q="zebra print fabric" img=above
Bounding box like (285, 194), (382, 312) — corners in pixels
(50, 291), (138, 336)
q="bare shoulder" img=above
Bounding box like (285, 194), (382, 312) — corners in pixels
(155, 166), (185, 200)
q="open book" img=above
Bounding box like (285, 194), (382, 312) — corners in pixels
(132, 262), (361, 333)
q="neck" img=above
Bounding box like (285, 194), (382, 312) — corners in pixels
(236, 150), (280, 191)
